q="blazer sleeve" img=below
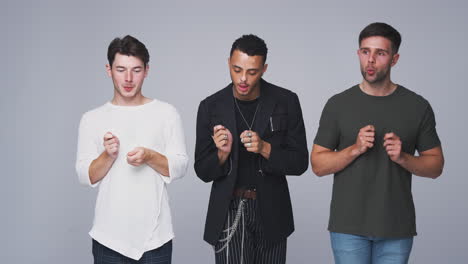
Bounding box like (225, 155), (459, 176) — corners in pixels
(261, 93), (309, 176)
(194, 100), (231, 182)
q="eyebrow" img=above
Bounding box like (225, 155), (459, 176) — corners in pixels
(360, 47), (390, 53)
(115, 66), (144, 70)
(232, 65), (260, 71)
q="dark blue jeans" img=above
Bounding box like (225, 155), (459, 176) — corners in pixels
(92, 239), (172, 264)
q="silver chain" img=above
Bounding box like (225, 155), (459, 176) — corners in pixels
(214, 198), (247, 264)
(215, 199), (246, 253)
(234, 97), (261, 131)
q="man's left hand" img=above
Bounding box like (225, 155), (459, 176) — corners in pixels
(383, 132), (403, 163)
(240, 130), (265, 154)
(127, 147), (150, 166)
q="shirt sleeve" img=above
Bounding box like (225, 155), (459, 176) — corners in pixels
(75, 112), (100, 188)
(160, 108), (188, 184)
(416, 102), (441, 152)
(313, 97), (340, 150)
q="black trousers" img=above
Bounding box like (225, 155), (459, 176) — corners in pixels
(214, 197), (287, 264)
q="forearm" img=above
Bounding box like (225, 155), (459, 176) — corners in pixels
(260, 141), (271, 160)
(146, 149), (169, 176)
(89, 151), (115, 184)
(395, 152), (444, 179)
(217, 150), (230, 165)
(311, 144), (360, 176)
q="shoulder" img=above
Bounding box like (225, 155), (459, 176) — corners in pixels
(395, 85), (431, 108)
(202, 84), (231, 103)
(149, 99), (181, 117)
(198, 84), (232, 110)
(79, 103), (110, 123)
(325, 85), (358, 106)
(263, 80), (298, 99)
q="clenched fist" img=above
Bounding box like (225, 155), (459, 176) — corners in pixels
(240, 130), (265, 154)
(353, 125), (375, 155)
(212, 125), (233, 155)
(383, 132), (403, 163)
(103, 132), (119, 160)
(126, 147), (150, 166)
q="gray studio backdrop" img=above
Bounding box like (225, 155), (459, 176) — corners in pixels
(2, 0), (467, 263)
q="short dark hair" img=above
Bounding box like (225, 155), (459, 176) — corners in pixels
(107, 35), (150, 67)
(230, 34), (268, 63)
(359, 22), (402, 54)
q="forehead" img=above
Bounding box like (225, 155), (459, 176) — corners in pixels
(360, 36), (392, 50)
(230, 50), (264, 68)
(112, 53), (145, 67)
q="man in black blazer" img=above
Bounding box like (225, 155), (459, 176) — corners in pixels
(194, 34), (308, 264)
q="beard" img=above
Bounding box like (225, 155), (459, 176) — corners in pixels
(361, 67), (390, 84)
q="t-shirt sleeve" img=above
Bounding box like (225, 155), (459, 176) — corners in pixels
(160, 107), (189, 184)
(416, 102), (441, 152)
(313, 97), (340, 150)
(75, 112), (100, 188)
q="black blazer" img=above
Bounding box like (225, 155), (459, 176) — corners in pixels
(194, 79), (309, 245)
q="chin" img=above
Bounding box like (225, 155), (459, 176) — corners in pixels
(236, 88), (250, 96)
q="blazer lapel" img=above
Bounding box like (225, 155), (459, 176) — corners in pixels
(254, 79), (277, 137)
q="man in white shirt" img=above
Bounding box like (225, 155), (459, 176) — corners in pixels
(76, 35), (188, 263)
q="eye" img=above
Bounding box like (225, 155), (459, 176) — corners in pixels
(248, 70), (258, 75)
(378, 52), (385, 56)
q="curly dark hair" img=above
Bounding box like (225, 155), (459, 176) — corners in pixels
(230, 34), (268, 63)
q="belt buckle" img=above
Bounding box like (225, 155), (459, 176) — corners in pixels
(244, 188), (256, 199)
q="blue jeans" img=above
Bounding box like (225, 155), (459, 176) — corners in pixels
(330, 232), (413, 264)
(92, 239), (172, 264)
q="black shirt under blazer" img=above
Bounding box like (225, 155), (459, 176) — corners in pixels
(194, 79), (309, 245)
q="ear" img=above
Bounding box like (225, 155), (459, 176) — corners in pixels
(106, 64), (112, 77)
(227, 57), (231, 67)
(262, 63), (268, 74)
(391, 53), (400, 67)
(144, 64), (149, 77)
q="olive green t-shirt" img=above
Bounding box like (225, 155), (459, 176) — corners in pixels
(314, 85), (440, 238)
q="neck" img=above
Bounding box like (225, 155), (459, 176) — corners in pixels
(360, 78), (397, 96)
(111, 93), (150, 106)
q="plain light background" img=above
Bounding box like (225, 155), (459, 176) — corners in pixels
(2, 0), (467, 263)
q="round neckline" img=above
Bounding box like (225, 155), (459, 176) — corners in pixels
(106, 99), (156, 109)
(235, 97), (260, 105)
(356, 84), (401, 99)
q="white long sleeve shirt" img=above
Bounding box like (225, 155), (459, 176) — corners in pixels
(75, 99), (188, 260)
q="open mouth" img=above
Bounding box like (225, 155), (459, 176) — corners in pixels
(238, 84), (249, 92)
(366, 68), (376, 75)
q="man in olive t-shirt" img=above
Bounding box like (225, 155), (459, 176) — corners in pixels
(311, 23), (444, 264)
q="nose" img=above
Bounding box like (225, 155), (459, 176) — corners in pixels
(125, 71), (133, 82)
(240, 72), (247, 82)
(368, 52), (376, 64)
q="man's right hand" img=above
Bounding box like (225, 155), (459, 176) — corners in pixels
(103, 132), (119, 160)
(212, 125), (232, 165)
(352, 125), (375, 156)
